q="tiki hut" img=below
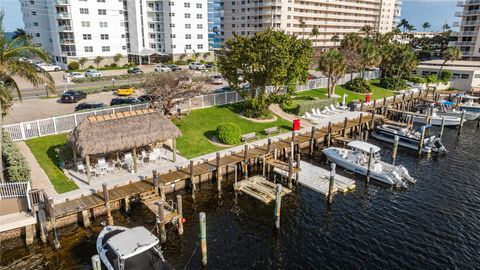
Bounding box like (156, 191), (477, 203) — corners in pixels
(67, 109), (181, 183)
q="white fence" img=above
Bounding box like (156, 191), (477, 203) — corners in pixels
(3, 70), (380, 142)
(0, 181), (31, 199)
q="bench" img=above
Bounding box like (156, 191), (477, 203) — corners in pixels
(241, 132), (258, 142)
(264, 126), (280, 135)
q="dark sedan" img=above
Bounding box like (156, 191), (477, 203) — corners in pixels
(74, 102), (105, 111)
(205, 62), (215, 69)
(138, 95), (161, 103)
(61, 91), (87, 103)
(168, 64), (182, 71)
(110, 97), (142, 106)
(127, 67), (144, 74)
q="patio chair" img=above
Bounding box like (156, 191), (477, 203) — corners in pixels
(149, 151), (159, 163)
(311, 109), (322, 118)
(76, 161), (86, 174)
(314, 108), (326, 117)
(330, 104), (342, 112)
(98, 157), (116, 174)
(302, 112), (319, 123)
(122, 153), (134, 171)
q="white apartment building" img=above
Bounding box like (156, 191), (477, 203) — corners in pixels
(222, 0), (401, 49)
(20, 0), (209, 68)
(451, 0), (480, 61)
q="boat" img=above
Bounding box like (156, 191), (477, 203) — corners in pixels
(458, 95), (480, 113)
(96, 225), (173, 270)
(434, 101), (480, 120)
(322, 141), (415, 188)
(413, 112), (466, 126)
(371, 124), (447, 153)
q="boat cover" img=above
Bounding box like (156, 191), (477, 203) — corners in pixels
(108, 227), (159, 259)
(347, 141), (381, 153)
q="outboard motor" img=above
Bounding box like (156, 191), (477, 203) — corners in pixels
(398, 165), (416, 184)
(432, 139), (447, 153)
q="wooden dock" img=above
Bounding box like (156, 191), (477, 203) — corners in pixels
(297, 161), (355, 196)
(234, 176), (291, 204)
(142, 198), (181, 224)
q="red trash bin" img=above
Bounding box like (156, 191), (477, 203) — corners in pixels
(365, 94), (371, 103)
(292, 119), (301, 131)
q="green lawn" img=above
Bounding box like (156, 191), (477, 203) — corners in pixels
(174, 103), (292, 158)
(25, 134), (78, 193)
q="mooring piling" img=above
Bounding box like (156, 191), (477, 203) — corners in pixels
(392, 135), (399, 165)
(157, 200), (166, 243)
(418, 126), (426, 156)
(458, 111), (465, 135)
(295, 154), (301, 185)
(199, 212), (207, 266)
(274, 183), (282, 229)
(366, 147), (373, 183)
(91, 255), (101, 270)
(102, 183), (114, 226)
(440, 116), (446, 140)
(177, 195), (184, 235)
(216, 152), (222, 192)
(327, 163), (336, 205)
(309, 126), (316, 156)
(189, 160), (195, 197)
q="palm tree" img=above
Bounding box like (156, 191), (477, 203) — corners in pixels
(299, 18), (307, 38)
(94, 56), (104, 68)
(340, 33), (362, 80)
(359, 40), (381, 78)
(0, 11), (54, 180)
(12, 28), (26, 40)
(318, 49), (347, 98)
(78, 57), (88, 69)
(202, 52), (211, 60)
(397, 19), (410, 32)
(331, 34), (340, 47)
(442, 23), (451, 32)
(438, 47), (462, 75)
(406, 24), (416, 32)
(113, 53), (123, 66)
(422, 22), (431, 32)
(311, 25), (320, 46)
(360, 25), (373, 38)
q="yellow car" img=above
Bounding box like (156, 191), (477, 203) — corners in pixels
(116, 85), (135, 96)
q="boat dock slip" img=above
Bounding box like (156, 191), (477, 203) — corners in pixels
(297, 161), (355, 196)
(142, 198), (181, 224)
(234, 176), (291, 204)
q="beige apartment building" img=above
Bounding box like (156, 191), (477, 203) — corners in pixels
(221, 0), (401, 49)
(452, 0), (480, 60)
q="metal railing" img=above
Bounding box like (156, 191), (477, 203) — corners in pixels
(0, 182), (30, 199)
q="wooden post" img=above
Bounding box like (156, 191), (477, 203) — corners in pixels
(392, 95), (396, 107)
(25, 224), (35, 245)
(172, 138), (177, 162)
(373, 99), (377, 112)
(274, 184), (282, 229)
(159, 184), (165, 202)
(358, 113), (363, 135)
(177, 195), (184, 235)
(327, 163), (336, 205)
(199, 212), (207, 266)
(47, 198), (61, 250)
(243, 162), (249, 180)
(91, 255), (102, 270)
(290, 141), (294, 159)
(81, 209), (91, 228)
(268, 138), (272, 153)
(326, 122), (332, 147)
(123, 196), (130, 213)
(309, 126), (316, 156)
(234, 164), (238, 187)
(85, 155), (92, 185)
(262, 156), (266, 177)
(439, 116), (446, 140)
(37, 208), (47, 243)
(342, 117), (348, 137)
(295, 153), (301, 185)
(153, 170), (159, 196)
(102, 183), (114, 225)
(132, 148), (138, 173)
(244, 144), (248, 163)
(73, 150), (77, 170)
(458, 111), (465, 136)
(216, 152), (222, 192)
(288, 156), (293, 188)
(392, 135), (399, 166)
(418, 126), (426, 156)
(189, 160), (195, 195)
(366, 147), (373, 183)
(157, 200), (166, 243)
(360, 101), (364, 111)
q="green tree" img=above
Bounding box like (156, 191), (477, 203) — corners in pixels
(318, 49), (347, 98)
(438, 47), (462, 75)
(203, 52), (211, 60)
(340, 33), (362, 80)
(113, 53), (123, 66)
(331, 34), (340, 47)
(78, 57), (88, 69)
(11, 28), (26, 40)
(360, 25), (373, 38)
(299, 18), (307, 38)
(0, 12), (54, 180)
(406, 24), (416, 32)
(311, 25), (320, 46)
(358, 40), (381, 78)
(218, 29), (312, 116)
(397, 19), (410, 32)
(93, 56), (104, 68)
(194, 52), (202, 61)
(422, 22), (431, 32)
(379, 43), (418, 79)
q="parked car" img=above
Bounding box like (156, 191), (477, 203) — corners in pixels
(205, 62), (215, 69)
(154, 64), (171, 72)
(74, 102), (105, 111)
(116, 85), (135, 96)
(110, 97), (142, 106)
(168, 64), (182, 71)
(85, 69), (102, 77)
(189, 62), (206, 70)
(214, 86), (232, 93)
(37, 63), (62, 72)
(66, 72), (84, 79)
(60, 91), (87, 103)
(179, 76), (192, 85)
(307, 74), (317, 80)
(211, 75), (223, 85)
(127, 67), (143, 74)
(138, 95), (161, 103)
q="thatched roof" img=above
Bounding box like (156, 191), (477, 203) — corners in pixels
(67, 109), (181, 158)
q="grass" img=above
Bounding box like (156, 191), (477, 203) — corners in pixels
(25, 134), (78, 193)
(174, 103), (292, 158)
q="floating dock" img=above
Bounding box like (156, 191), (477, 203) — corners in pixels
(297, 161), (355, 196)
(234, 176), (291, 204)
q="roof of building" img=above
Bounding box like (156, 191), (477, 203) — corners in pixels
(420, 60), (480, 68)
(417, 64), (478, 72)
(67, 109), (181, 157)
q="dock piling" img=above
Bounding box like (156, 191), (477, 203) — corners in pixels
(326, 122), (332, 147)
(392, 135), (399, 165)
(152, 170), (159, 196)
(440, 116), (446, 140)
(244, 144), (248, 163)
(418, 126), (426, 156)
(288, 156), (293, 189)
(327, 163), (336, 205)
(157, 200), (166, 243)
(366, 147), (373, 183)
(91, 255), (102, 270)
(309, 126), (316, 156)
(216, 152), (222, 192)
(199, 212), (207, 266)
(102, 183), (114, 226)
(458, 111), (465, 135)
(268, 138), (272, 153)
(295, 154), (301, 185)
(189, 160), (195, 196)
(177, 195), (184, 235)
(274, 184), (282, 229)
(342, 117), (348, 137)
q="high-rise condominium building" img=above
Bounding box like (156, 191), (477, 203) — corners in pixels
(20, 0), (210, 68)
(222, 0), (401, 49)
(452, 0), (480, 60)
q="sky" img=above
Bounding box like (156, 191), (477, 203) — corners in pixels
(0, 0), (457, 32)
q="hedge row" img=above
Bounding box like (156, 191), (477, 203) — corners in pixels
(2, 131), (30, 182)
(296, 98), (337, 116)
(72, 73), (142, 84)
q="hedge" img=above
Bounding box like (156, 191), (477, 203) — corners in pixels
(2, 131), (30, 182)
(217, 122), (242, 145)
(345, 78), (371, 93)
(72, 73), (143, 83)
(296, 98), (337, 116)
(380, 77), (408, 91)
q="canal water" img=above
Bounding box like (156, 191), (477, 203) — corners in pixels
(1, 122), (479, 269)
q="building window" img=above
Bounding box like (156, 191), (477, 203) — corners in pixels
(169, 12), (174, 16)
(32, 11), (36, 15)
(84, 46), (93, 52)
(150, 34), (155, 38)
(80, 8), (89, 14)
(99, 21), (108, 28)
(171, 45), (176, 48)
(100, 34), (109, 40)
(461, 74), (469, 79)
(35, 33), (40, 37)
(185, 24), (191, 29)
(197, 34), (203, 39)
(185, 34), (191, 39)
(196, 3), (202, 8)
(33, 22), (38, 26)
(197, 24), (203, 29)
(83, 34), (92, 40)
(170, 34), (176, 38)
(98, 9), (106, 15)
(169, 1), (174, 5)
(197, 44), (203, 49)
(102, 46), (110, 52)
(81, 21), (90, 27)
(184, 2), (190, 7)
(185, 13), (191, 18)
(196, 14), (202, 19)
(186, 44), (192, 49)
(97, 0), (105, 2)
(170, 23), (175, 27)
(122, 46), (127, 50)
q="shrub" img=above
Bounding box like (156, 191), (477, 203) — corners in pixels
(110, 63), (117, 68)
(380, 77), (408, 91)
(67, 61), (79, 70)
(267, 94), (290, 104)
(2, 131), (30, 182)
(344, 78), (371, 93)
(296, 98), (337, 116)
(216, 122), (242, 145)
(440, 70), (452, 82)
(243, 96), (271, 118)
(407, 75), (427, 84)
(87, 65), (95, 69)
(425, 74), (440, 84)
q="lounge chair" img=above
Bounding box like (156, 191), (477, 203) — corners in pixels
(76, 162), (86, 174)
(315, 108), (326, 117)
(330, 104), (343, 112)
(303, 112), (320, 123)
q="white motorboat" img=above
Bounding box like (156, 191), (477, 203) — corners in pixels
(459, 95), (480, 113)
(371, 124), (447, 153)
(413, 112), (466, 126)
(435, 101), (480, 120)
(97, 225), (173, 270)
(322, 141), (415, 188)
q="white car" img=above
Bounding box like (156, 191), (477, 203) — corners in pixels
(189, 62), (206, 70)
(154, 64), (171, 72)
(37, 64), (62, 72)
(67, 72), (84, 79)
(211, 75), (223, 85)
(85, 69), (102, 77)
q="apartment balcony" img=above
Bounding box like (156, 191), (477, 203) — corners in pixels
(460, 50), (473, 56)
(61, 51), (76, 57)
(456, 30), (479, 36)
(59, 39), (75, 45)
(56, 12), (70, 19)
(454, 20), (480, 27)
(449, 41), (476, 46)
(456, 9), (480, 16)
(55, 0), (69, 5)
(463, 0), (480, 5)
(58, 25), (72, 32)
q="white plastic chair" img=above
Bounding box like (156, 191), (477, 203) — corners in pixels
(149, 151), (159, 163)
(311, 109), (321, 118)
(315, 108), (326, 117)
(122, 153), (134, 171)
(76, 161), (86, 174)
(330, 104), (342, 112)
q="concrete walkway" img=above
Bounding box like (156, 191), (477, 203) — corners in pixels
(269, 104), (313, 127)
(16, 141), (58, 197)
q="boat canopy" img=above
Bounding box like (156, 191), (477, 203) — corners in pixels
(347, 141), (381, 153)
(107, 226), (159, 259)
